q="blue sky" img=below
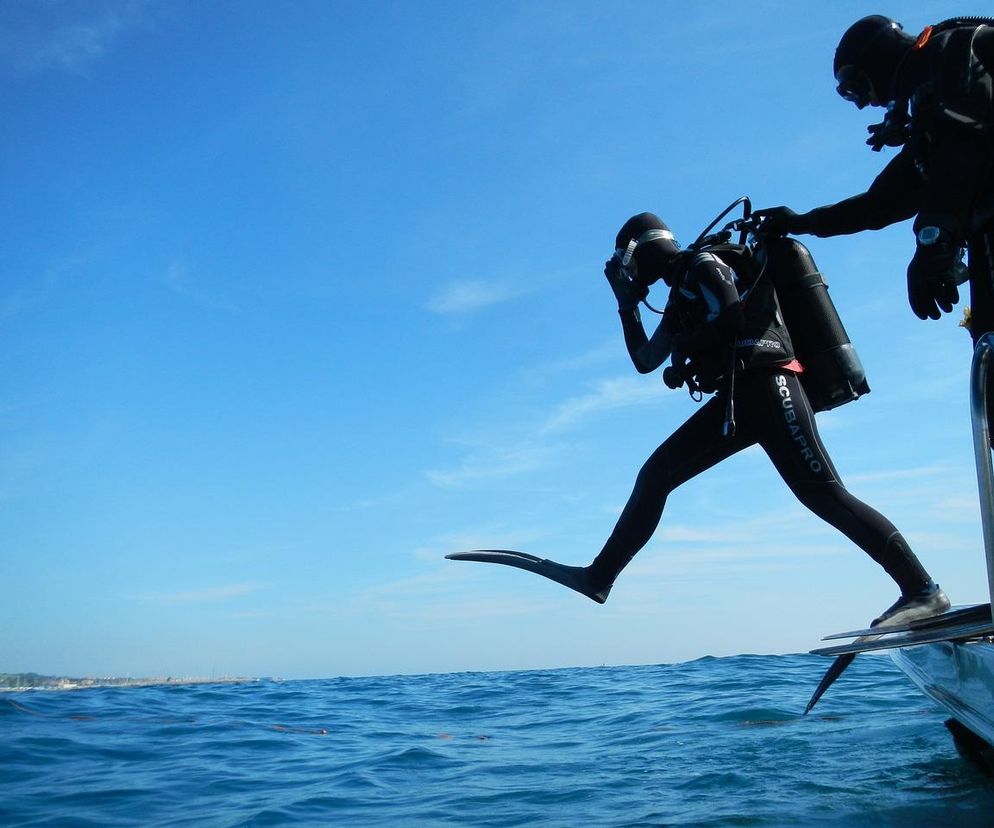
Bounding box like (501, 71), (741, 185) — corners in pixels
(1, 0), (987, 679)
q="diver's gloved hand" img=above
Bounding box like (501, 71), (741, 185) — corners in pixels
(604, 258), (647, 311)
(866, 119), (910, 151)
(752, 206), (805, 237)
(907, 237), (960, 321)
(866, 103), (911, 152)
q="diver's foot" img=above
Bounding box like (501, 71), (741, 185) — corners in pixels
(871, 583), (950, 629)
(523, 561), (613, 604)
(570, 566), (613, 604)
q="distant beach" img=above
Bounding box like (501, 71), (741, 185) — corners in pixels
(0, 673), (260, 692)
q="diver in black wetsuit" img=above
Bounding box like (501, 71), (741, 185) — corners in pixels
(450, 213), (949, 628)
(756, 15), (994, 339)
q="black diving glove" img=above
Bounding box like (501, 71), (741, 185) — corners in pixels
(604, 257), (647, 311)
(907, 235), (960, 321)
(753, 206), (806, 237)
(866, 119), (910, 152)
(866, 102), (911, 152)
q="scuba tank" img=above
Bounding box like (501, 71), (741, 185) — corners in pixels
(761, 236), (870, 412)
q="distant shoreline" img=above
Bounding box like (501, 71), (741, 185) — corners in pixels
(0, 673), (262, 692)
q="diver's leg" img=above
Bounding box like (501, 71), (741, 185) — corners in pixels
(752, 370), (947, 626)
(446, 394), (753, 604)
(585, 394), (755, 594)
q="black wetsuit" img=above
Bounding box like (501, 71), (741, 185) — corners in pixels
(796, 22), (994, 343)
(588, 246), (933, 596)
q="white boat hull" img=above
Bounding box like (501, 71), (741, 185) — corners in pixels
(890, 640), (994, 747)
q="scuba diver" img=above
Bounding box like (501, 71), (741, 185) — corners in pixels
(756, 15), (994, 340)
(449, 212), (949, 629)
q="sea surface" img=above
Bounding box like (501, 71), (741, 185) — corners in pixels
(3, 653), (994, 827)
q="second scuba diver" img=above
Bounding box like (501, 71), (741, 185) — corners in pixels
(756, 15), (994, 339)
(449, 212), (949, 629)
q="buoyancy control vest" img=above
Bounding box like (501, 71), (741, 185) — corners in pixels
(664, 244), (792, 395)
(685, 238), (870, 412)
(695, 245), (794, 370)
(908, 22), (994, 139)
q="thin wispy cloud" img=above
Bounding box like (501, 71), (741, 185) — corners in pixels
(425, 279), (520, 315)
(845, 463), (958, 485)
(425, 442), (553, 488)
(541, 376), (665, 433)
(844, 461), (977, 524)
(425, 373), (667, 488)
(520, 340), (621, 383)
(351, 566), (545, 622)
(411, 525), (545, 562)
(138, 582), (263, 605)
(2, 252), (94, 319)
(1, 272), (56, 320)
(162, 261), (237, 312)
(0, 0), (160, 76)
(655, 504), (840, 549)
(633, 542), (845, 579)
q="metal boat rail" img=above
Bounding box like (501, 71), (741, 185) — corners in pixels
(971, 332), (994, 616)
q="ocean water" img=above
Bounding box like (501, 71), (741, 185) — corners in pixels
(3, 654), (994, 827)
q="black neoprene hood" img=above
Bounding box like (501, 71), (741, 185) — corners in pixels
(615, 212), (681, 285)
(834, 15), (915, 103)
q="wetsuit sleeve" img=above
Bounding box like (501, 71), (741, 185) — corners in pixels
(798, 148), (923, 237)
(618, 305), (674, 374)
(685, 253), (743, 342)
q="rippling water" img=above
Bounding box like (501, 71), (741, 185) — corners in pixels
(3, 654), (994, 826)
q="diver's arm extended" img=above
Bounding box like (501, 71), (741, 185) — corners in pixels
(756, 149), (922, 237)
(620, 306), (673, 374)
(802, 149), (922, 235)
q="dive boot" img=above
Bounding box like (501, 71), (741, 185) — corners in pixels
(871, 583), (950, 629)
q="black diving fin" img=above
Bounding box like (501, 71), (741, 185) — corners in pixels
(804, 610), (994, 714)
(805, 628), (884, 716)
(445, 549), (612, 604)
(820, 603), (991, 641)
(804, 651), (859, 715)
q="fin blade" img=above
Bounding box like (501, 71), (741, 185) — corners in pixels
(821, 603), (992, 641)
(445, 549), (544, 565)
(445, 549), (610, 604)
(805, 631), (883, 715)
(804, 653), (857, 715)
(812, 619), (994, 657)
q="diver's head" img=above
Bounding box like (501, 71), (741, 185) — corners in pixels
(834, 15), (914, 108)
(614, 213), (682, 288)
